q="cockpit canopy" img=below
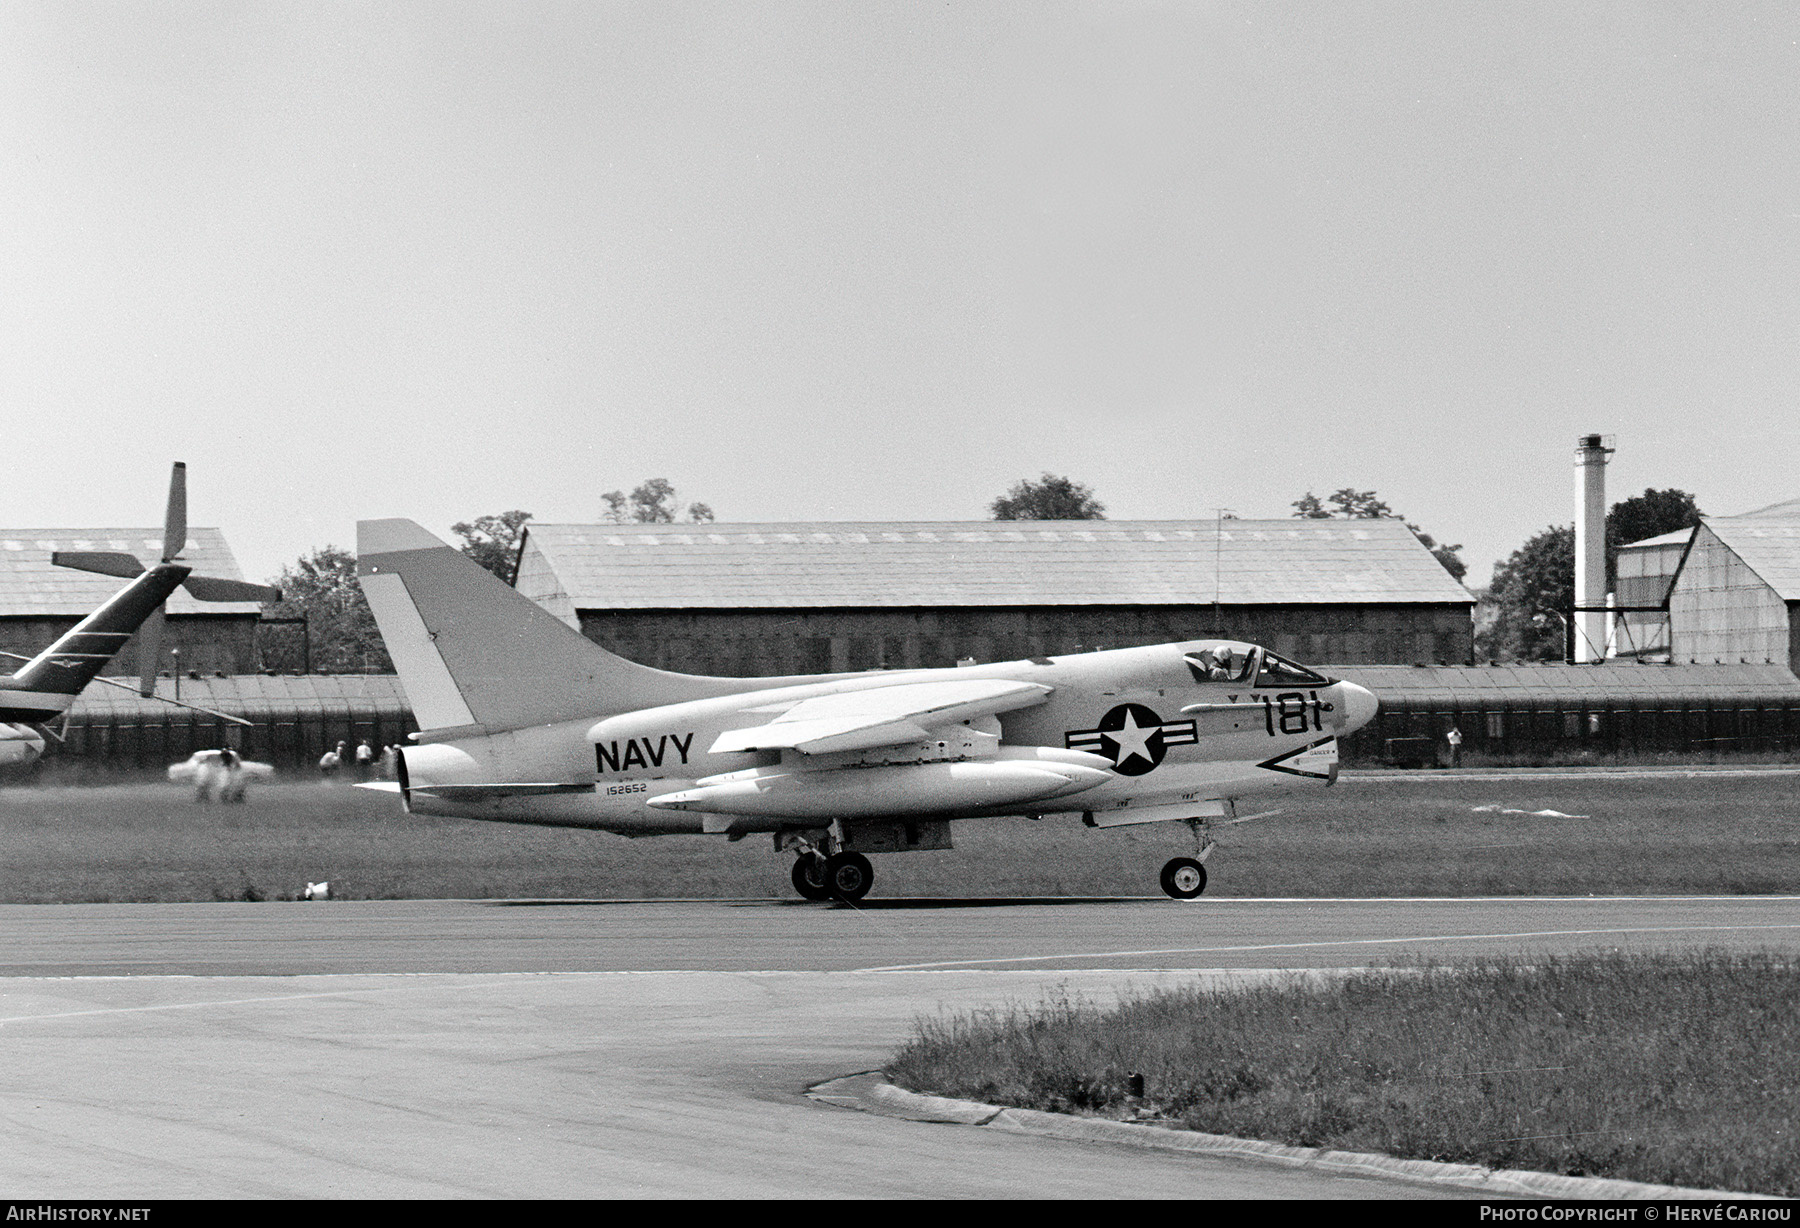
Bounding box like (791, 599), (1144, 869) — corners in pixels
(1184, 643), (1256, 683)
(1184, 643), (1335, 689)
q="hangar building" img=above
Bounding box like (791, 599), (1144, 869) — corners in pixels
(0, 527), (264, 677)
(514, 519), (1475, 674)
(60, 675), (415, 772)
(1612, 499), (1800, 673)
(1331, 661), (1800, 765)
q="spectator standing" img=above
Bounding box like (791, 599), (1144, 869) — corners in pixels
(218, 747), (247, 803)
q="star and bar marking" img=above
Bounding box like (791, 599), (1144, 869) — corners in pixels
(1065, 703), (1198, 776)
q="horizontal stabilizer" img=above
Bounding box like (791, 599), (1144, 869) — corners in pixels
(51, 551), (145, 579)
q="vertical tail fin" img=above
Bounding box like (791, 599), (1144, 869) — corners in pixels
(357, 520), (720, 735)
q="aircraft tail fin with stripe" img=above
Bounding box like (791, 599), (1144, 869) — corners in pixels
(0, 565), (191, 722)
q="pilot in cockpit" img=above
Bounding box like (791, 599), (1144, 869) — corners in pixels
(1199, 646), (1238, 680)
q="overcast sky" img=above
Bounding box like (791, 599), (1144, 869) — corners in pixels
(5, 1), (1797, 589)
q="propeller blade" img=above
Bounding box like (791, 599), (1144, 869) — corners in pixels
(138, 607), (164, 698)
(162, 461), (187, 562)
(50, 551), (146, 579)
(183, 576), (281, 604)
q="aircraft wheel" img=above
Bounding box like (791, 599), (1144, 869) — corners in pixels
(791, 853), (831, 901)
(1160, 857), (1207, 900)
(824, 852), (874, 902)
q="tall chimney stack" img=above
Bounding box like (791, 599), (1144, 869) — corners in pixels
(1573, 434), (1613, 663)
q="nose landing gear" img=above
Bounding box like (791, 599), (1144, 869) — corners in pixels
(1159, 857), (1207, 899)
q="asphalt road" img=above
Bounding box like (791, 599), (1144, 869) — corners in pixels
(3, 895), (1796, 1198)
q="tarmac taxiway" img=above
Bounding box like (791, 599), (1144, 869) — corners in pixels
(3, 895), (1796, 1198)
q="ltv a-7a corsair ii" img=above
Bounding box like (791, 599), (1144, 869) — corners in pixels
(358, 519), (1378, 900)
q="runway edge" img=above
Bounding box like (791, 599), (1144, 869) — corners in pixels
(806, 1073), (1774, 1200)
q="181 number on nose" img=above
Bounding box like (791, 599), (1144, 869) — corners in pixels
(1262, 691), (1322, 736)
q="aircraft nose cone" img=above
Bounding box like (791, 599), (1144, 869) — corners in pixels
(1335, 681), (1379, 733)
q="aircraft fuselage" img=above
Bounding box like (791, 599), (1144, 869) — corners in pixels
(396, 639), (1375, 834)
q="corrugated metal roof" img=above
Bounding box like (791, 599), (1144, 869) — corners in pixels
(1327, 662), (1800, 705)
(1739, 497), (1800, 517)
(520, 520), (1474, 610)
(0, 528), (261, 617)
(1700, 517), (1800, 601)
(68, 674), (411, 719)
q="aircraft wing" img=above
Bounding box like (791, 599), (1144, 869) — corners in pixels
(709, 678), (1052, 756)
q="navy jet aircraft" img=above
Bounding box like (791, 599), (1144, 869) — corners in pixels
(0, 464), (280, 766)
(358, 519), (1378, 900)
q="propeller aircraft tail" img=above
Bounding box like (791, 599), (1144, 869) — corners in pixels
(51, 461), (279, 696)
(0, 564), (191, 723)
(2, 463), (281, 755)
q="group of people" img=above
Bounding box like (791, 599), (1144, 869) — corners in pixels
(318, 739), (398, 781)
(191, 747), (249, 804)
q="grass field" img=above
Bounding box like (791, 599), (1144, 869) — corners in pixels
(1, 769), (1796, 902)
(886, 952), (1800, 1196)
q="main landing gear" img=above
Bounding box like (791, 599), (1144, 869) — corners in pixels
(789, 847), (874, 903)
(1159, 818), (1218, 900)
(792, 853), (830, 900)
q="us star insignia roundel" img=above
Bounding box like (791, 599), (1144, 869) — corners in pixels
(1066, 703), (1198, 776)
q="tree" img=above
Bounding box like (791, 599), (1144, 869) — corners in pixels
(1476, 525), (1573, 662)
(1411, 527), (1468, 584)
(990, 474), (1105, 520)
(1291, 488), (1467, 583)
(601, 479), (714, 524)
(1292, 489), (1392, 519)
(1606, 488), (1702, 582)
(263, 547), (393, 673)
(452, 510), (533, 585)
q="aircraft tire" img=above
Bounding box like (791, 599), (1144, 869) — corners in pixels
(791, 854), (832, 901)
(824, 852), (874, 902)
(1160, 857), (1207, 900)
